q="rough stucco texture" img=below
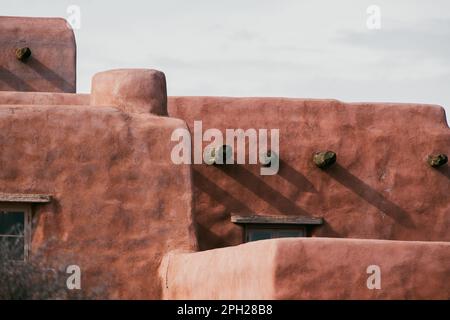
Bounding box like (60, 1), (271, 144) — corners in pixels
(0, 104), (196, 299)
(168, 97), (450, 250)
(0, 16), (76, 93)
(163, 237), (450, 299)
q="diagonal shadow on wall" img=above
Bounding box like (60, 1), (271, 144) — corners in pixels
(0, 66), (36, 91)
(27, 58), (75, 93)
(217, 165), (313, 216)
(194, 223), (236, 251)
(325, 163), (415, 228)
(436, 165), (450, 180)
(193, 168), (252, 213)
(192, 168), (250, 250)
(278, 159), (317, 193)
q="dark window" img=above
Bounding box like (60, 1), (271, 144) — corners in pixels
(245, 225), (306, 242)
(0, 211), (25, 235)
(0, 207), (30, 261)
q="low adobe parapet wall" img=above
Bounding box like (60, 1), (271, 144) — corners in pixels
(162, 237), (450, 299)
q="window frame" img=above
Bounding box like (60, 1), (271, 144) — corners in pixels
(0, 203), (32, 261)
(231, 214), (324, 244)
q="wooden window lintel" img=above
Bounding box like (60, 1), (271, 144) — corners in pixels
(231, 214), (323, 225)
(0, 193), (52, 203)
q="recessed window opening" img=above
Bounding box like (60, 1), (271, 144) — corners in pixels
(0, 204), (31, 261)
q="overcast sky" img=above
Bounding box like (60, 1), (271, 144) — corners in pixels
(2, 0), (450, 124)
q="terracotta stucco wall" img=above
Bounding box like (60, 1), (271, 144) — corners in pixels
(168, 97), (450, 250)
(0, 16), (76, 93)
(0, 92), (448, 299)
(0, 103), (196, 298)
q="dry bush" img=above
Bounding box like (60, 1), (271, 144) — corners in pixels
(0, 238), (105, 300)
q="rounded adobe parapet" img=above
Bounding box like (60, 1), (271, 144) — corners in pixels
(90, 69), (167, 115)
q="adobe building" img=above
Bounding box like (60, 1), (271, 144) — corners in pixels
(0, 16), (449, 299)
